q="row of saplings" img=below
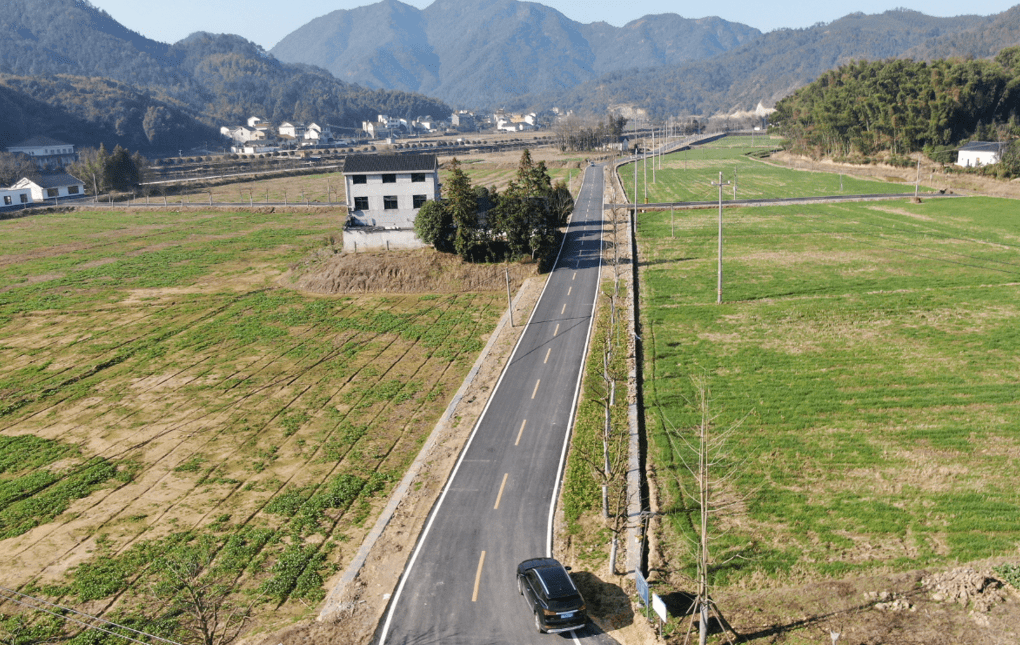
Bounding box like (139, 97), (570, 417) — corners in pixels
(414, 151), (574, 265)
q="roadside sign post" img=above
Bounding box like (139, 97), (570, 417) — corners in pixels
(652, 593), (668, 638)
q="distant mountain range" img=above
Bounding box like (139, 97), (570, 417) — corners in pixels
(520, 8), (1012, 118)
(1, 0), (1019, 154)
(274, 2), (1020, 115)
(270, 0), (761, 107)
(0, 0), (451, 153)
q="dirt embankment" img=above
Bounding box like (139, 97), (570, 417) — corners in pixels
(770, 150), (1020, 199)
(287, 247), (539, 295)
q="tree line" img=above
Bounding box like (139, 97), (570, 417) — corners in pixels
(415, 150), (574, 264)
(771, 48), (1020, 170)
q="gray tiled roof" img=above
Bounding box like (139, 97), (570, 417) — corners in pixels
(9, 136), (73, 149)
(960, 141), (1004, 153)
(342, 154), (437, 174)
(31, 173), (84, 188)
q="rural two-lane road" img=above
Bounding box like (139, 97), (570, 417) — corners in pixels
(377, 166), (619, 644)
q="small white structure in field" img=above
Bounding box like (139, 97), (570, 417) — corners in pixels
(957, 141), (1004, 167)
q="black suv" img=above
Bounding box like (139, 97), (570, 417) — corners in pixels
(516, 558), (588, 634)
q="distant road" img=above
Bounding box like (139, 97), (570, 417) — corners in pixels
(607, 192), (960, 211)
(377, 165), (618, 645)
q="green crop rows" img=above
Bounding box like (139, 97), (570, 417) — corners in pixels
(636, 152), (1020, 586)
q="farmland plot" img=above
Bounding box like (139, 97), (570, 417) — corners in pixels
(0, 207), (509, 638)
(622, 136), (923, 204)
(637, 195), (1020, 588)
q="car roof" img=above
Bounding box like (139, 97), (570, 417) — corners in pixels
(529, 565), (578, 600)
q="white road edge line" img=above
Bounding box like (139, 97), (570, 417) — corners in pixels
(377, 169), (586, 645)
(548, 166), (603, 645)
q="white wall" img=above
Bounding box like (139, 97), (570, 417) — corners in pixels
(342, 228), (425, 253)
(345, 171), (439, 228)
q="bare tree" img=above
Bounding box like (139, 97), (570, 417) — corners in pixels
(0, 152), (39, 187)
(663, 380), (750, 645)
(151, 549), (258, 645)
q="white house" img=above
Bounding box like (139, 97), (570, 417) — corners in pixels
(304, 123), (334, 143)
(362, 121), (391, 139)
(247, 116), (265, 128)
(278, 122), (306, 138)
(342, 154), (439, 229)
(11, 174), (85, 201)
(0, 186), (33, 209)
(6, 136), (77, 171)
(957, 142), (1004, 167)
(221, 126), (267, 144)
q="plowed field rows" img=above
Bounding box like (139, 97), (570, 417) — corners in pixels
(0, 207), (507, 638)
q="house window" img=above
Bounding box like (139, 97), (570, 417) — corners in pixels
(20, 194), (28, 203)
(382, 174), (396, 183)
(67, 185), (79, 195)
(383, 196), (398, 210)
(412, 173), (426, 183)
(352, 175), (367, 184)
(413, 194), (427, 208)
(47, 188), (59, 198)
(3, 196), (11, 205)
(354, 196), (369, 210)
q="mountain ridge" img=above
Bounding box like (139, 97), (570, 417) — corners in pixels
(271, 0), (762, 107)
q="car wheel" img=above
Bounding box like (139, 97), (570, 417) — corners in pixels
(535, 611), (544, 634)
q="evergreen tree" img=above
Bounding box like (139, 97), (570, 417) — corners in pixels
(445, 158), (479, 261)
(414, 199), (453, 252)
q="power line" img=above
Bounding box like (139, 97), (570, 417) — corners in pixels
(0, 586), (182, 645)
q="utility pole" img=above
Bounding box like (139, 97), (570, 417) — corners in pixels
(914, 156), (921, 199)
(711, 172), (731, 304)
(634, 150), (638, 227)
(505, 267), (514, 327)
(643, 146), (648, 203)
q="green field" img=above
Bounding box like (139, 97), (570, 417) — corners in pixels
(0, 207), (507, 639)
(621, 136), (924, 203)
(638, 194), (1020, 585)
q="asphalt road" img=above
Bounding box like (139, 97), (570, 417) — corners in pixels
(377, 166), (619, 645)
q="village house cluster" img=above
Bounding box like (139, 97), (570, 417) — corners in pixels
(1, 136), (85, 210)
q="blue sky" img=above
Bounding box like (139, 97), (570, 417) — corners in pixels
(88, 0), (1017, 50)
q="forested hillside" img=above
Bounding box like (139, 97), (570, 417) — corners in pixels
(0, 76), (218, 152)
(271, 0), (761, 107)
(771, 48), (1020, 164)
(0, 0), (450, 154)
(905, 5), (1020, 61)
(519, 10), (990, 117)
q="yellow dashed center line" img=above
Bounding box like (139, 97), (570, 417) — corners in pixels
(568, 287), (572, 296)
(544, 348), (552, 364)
(561, 304), (567, 315)
(532, 379), (541, 399)
(494, 473), (509, 510)
(472, 551), (486, 602)
(554, 324), (560, 337)
(516, 419), (527, 446)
